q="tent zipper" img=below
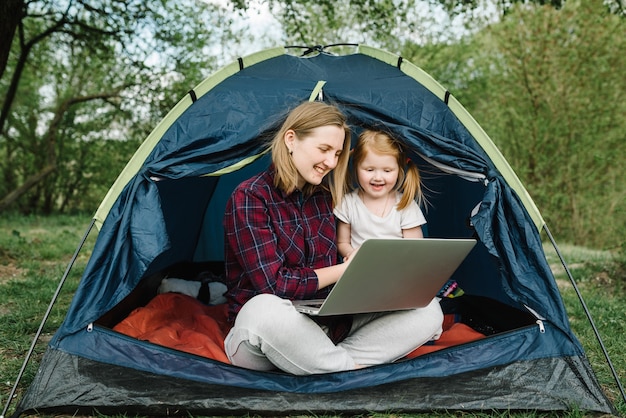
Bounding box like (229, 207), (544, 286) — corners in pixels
(524, 304), (546, 333)
(536, 320), (545, 333)
(418, 154), (487, 183)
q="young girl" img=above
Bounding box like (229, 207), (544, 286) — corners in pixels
(335, 129), (426, 261)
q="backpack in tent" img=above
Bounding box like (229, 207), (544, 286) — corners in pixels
(8, 45), (618, 416)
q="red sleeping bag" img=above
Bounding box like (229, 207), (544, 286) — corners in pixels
(113, 292), (484, 363)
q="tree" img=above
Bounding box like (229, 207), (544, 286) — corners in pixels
(3, 0), (619, 215)
(1, 0), (449, 213)
(0, 0), (23, 81)
(0, 0), (244, 213)
(228, 0), (614, 51)
(466, 0), (626, 248)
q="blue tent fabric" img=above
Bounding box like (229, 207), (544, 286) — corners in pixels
(58, 52), (568, 337)
(16, 47), (614, 415)
(473, 179), (572, 332)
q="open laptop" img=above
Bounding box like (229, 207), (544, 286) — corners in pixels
(292, 238), (476, 316)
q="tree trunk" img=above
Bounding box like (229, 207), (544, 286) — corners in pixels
(0, 92), (119, 212)
(0, 164), (56, 211)
(0, 0), (24, 81)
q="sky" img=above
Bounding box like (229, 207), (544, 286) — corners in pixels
(201, 0), (500, 60)
(206, 0), (283, 56)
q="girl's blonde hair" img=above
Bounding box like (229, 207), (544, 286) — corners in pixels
(351, 129), (423, 210)
(270, 101), (351, 206)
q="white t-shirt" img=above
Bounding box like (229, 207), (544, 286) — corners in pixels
(334, 190), (426, 248)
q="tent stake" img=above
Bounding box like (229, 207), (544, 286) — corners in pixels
(544, 225), (626, 404)
(1, 219), (96, 418)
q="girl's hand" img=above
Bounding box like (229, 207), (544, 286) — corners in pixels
(343, 246), (360, 263)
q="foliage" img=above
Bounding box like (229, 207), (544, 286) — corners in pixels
(404, 0), (626, 250)
(479, 0), (626, 250)
(0, 0), (246, 214)
(265, 0), (417, 50)
(2, 0), (625, 250)
(254, 0), (498, 49)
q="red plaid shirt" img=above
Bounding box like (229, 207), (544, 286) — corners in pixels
(223, 167), (337, 323)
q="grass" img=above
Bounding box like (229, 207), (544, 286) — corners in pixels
(543, 244), (626, 417)
(0, 214), (97, 415)
(0, 214), (625, 418)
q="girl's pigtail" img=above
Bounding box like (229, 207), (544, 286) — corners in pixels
(397, 158), (423, 210)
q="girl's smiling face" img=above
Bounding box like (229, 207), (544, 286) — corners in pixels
(357, 149), (399, 199)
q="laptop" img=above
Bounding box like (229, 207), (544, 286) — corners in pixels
(292, 238), (476, 316)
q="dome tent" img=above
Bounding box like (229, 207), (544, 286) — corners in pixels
(8, 45), (616, 416)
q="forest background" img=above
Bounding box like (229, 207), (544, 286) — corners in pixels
(1, 0), (625, 255)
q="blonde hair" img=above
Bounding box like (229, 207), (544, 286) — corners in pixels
(270, 101), (351, 206)
(351, 129), (423, 210)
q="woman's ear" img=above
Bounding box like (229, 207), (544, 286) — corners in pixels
(284, 129), (296, 153)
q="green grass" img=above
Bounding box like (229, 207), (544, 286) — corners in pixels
(0, 214), (625, 417)
(0, 214), (97, 415)
(543, 244), (626, 416)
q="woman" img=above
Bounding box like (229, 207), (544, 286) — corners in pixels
(223, 101), (443, 375)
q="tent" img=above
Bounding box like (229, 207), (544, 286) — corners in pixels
(8, 44), (618, 416)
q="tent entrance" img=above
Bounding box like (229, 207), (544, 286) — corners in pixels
(93, 154), (540, 367)
(95, 267), (539, 366)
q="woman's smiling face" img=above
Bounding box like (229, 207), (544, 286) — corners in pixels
(285, 125), (346, 189)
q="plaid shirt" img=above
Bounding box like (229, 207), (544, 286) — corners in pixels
(223, 167), (337, 323)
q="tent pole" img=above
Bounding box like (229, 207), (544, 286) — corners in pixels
(544, 225), (626, 404)
(1, 219), (96, 418)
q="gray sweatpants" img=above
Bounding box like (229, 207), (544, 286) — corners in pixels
(224, 293), (443, 375)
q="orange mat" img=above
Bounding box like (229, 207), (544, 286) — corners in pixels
(113, 292), (485, 363)
(113, 293), (231, 363)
